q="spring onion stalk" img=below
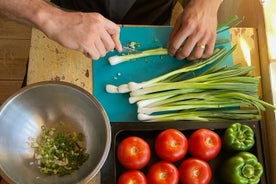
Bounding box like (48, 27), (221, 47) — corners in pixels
(129, 63), (258, 97)
(108, 47), (227, 94)
(215, 92), (276, 111)
(136, 91), (216, 108)
(128, 48), (226, 91)
(184, 68), (258, 84)
(137, 92), (263, 115)
(217, 15), (239, 30)
(138, 109), (261, 122)
(138, 101), (250, 115)
(130, 80), (258, 96)
(216, 15), (244, 34)
(129, 88), (205, 104)
(106, 47), (225, 94)
(108, 47), (168, 65)
(215, 38), (230, 45)
(136, 95), (175, 107)
(199, 45), (237, 76)
(160, 45), (237, 83)
(137, 90), (257, 109)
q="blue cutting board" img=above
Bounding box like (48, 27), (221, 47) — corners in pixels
(93, 26), (233, 122)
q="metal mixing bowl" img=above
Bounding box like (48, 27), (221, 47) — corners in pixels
(0, 81), (111, 184)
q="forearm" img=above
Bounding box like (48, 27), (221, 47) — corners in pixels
(0, 0), (122, 60)
(0, 0), (61, 30)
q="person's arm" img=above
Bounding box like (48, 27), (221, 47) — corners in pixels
(0, 0), (122, 60)
(168, 0), (223, 60)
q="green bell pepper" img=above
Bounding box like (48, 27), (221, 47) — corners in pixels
(224, 123), (255, 151)
(221, 151), (263, 184)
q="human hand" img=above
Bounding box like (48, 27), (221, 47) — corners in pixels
(42, 11), (122, 60)
(167, 0), (222, 60)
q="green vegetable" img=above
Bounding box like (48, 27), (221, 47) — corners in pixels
(31, 125), (89, 176)
(106, 45), (276, 121)
(106, 15), (276, 121)
(217, 15), (243, 34)
(106, 47), (228, 93)
(221, 152), (263, 184)
(224, 123), (255, 151)
(108, 47), (168, 65)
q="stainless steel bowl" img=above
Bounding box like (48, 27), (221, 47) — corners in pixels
(0, 81), (111, 184)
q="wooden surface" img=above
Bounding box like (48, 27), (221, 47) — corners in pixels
(0, 15), (31, 105)
(28, 29), (92, 93)
(1, 0), (275, 183)
(0, 25), (274, 183)
(257, 1), (276, 183)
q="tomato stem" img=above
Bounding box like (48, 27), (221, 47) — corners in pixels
(160, 172), (167, 180)
(206, 137), (213, 146)
(130, 147), (138, 155)
(193, 169), (200, 177)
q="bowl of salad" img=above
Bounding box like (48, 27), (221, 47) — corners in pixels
(0, 81), (111, 184)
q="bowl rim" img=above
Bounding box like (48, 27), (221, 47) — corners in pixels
(0, 81), (112, 184)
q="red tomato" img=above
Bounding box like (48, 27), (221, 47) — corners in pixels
(188, 129), (221, 161)
(155, 129), (188, 162)
(117, 136), (151, 169)
(179, 158), (212, 184)
(117, 170), (147, 184)
(147, 161), (179, 184)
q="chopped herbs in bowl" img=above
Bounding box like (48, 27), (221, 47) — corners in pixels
(31, 125), (89, 176)
(0, 81), (111, 184)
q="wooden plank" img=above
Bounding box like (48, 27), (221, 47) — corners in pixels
(28, 29), (93, 93)
(0, 80), (22, 105)
(218, 0), (262, 28)
(0, 39), (30, 80)
(257, 2), (276, 184)
(230, 28), (262, 93)
(0, 15), (31, 39)
(262, 0), (276, 60)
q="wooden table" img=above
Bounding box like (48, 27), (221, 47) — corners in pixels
(1, 27), (275, 183)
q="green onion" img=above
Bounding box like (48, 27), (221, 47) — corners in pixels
(108, 47), (168, 65)
(106, 48), (228, 94)
(106, 45), (276, 121)
(216, 15), (244, 34)
(31, 125), (89, 176)
(138, 109), (261, 122)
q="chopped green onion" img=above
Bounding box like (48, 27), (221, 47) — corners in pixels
(31, 125), (89, 176)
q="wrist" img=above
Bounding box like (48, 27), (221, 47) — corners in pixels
(31, 1), (63, 36)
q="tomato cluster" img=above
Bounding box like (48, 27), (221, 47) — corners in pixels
(116, 128), (222, 184)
